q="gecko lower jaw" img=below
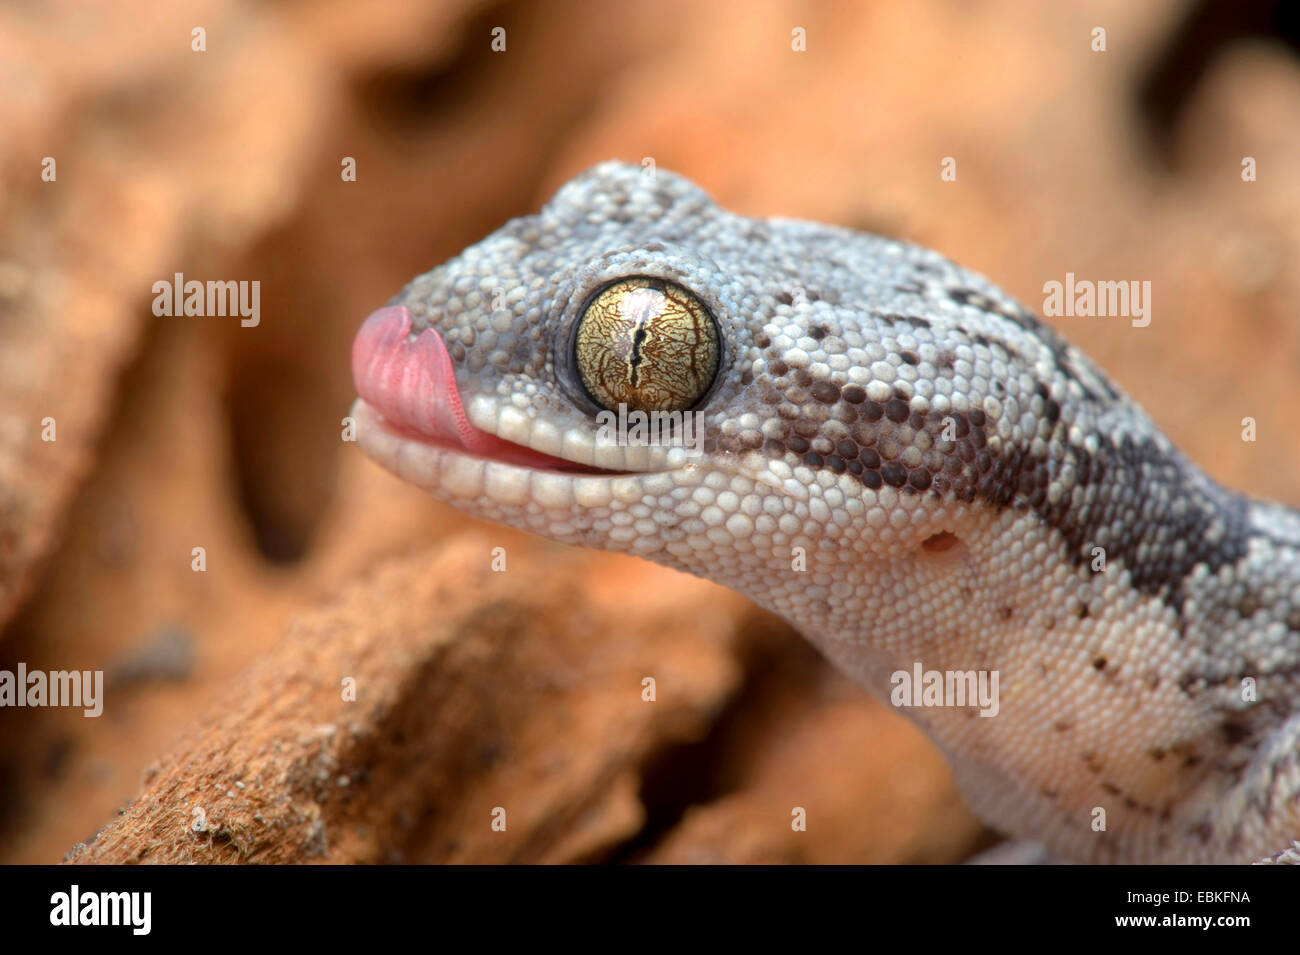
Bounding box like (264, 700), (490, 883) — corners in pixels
(351, 397), (634, 477)
(351, 397), (696, 516)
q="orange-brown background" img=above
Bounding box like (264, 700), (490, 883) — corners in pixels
(0, 0), (1296, 863)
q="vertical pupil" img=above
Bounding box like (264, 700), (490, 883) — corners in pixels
(616, 288), (666, 386)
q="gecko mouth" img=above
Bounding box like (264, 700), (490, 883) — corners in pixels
(351, 305), (624, 475)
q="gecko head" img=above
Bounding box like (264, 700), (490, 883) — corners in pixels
(350, 161), (775, 564)
(350, 161), (1071, 601)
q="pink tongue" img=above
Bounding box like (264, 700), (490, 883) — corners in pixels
(351, 305), (568, 468)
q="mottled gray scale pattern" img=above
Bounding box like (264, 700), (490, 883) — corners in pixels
(722, 287), (1257, 614)
(358, 162), (1300, 863)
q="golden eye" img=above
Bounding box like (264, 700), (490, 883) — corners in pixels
(573, 277), (721, 413)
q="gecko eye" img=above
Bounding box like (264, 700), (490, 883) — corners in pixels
(572, 276), (721, 413)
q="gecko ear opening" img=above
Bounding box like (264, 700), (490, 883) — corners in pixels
(920, 531), (968, 566)
(919, 531), (968, 572)
(921, 531), (960, 553)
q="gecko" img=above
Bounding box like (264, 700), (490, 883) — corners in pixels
(349, 161), (1300, 863)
